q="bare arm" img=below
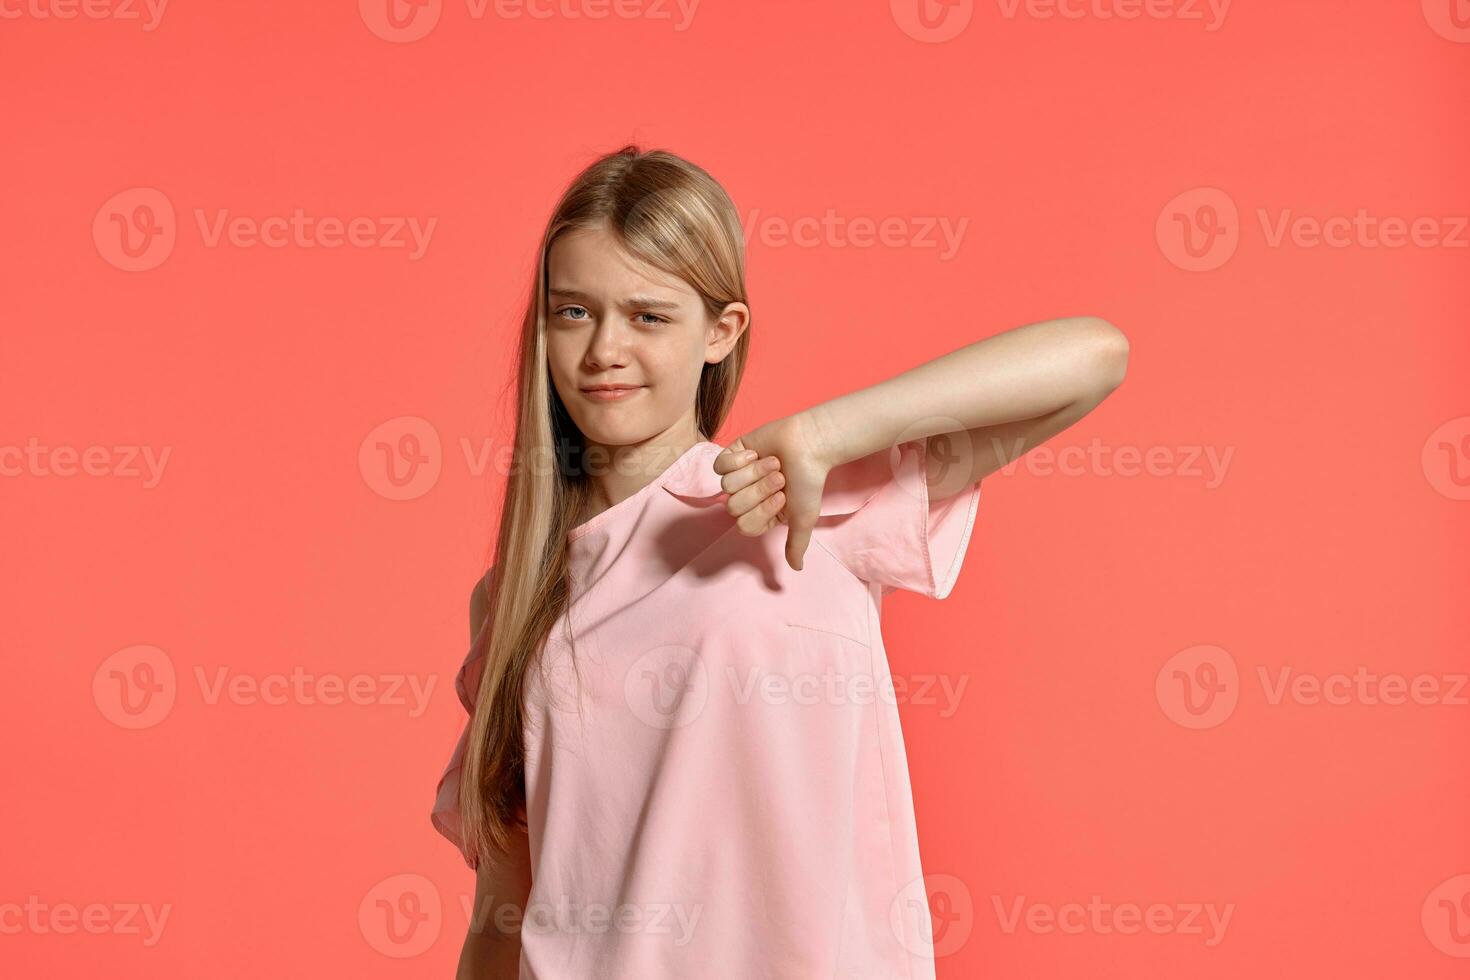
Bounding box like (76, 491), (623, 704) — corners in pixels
(808, 315), (1130, 498)
(456, 830), (532, 980)
(715, 316), (1130, 570)
(456, 571), (533, 980)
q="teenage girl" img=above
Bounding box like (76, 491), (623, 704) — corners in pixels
(432, 144), (1128, 979)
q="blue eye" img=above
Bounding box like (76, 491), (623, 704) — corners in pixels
(553, 306), (668, 325)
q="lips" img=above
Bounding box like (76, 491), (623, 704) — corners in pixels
(581, 384), (645, 402)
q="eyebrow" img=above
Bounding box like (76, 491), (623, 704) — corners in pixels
(548, 288), (683, 312)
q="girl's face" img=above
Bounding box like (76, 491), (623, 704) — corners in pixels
(545, 223), (746, 452)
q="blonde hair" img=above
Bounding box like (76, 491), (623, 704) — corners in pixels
(457, 145), (751, 863)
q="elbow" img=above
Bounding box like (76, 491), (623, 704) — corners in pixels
(1073, 316), (1129, 398)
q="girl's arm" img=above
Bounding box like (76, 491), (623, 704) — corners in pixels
(715, 316), (1129, 570)
(805, 315), (1129, 494)
(457, 838), (532, 980)
(455, 574), (534, 980)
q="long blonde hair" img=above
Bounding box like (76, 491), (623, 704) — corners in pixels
(458, 144), (751, 864)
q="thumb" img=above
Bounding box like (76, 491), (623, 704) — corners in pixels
(784, 506), (816, 572)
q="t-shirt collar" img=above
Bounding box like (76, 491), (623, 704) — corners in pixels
(659, 440), (726, 502)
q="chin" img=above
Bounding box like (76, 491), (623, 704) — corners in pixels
(580, 409), (697, 451)
(570, 417), (650, 449)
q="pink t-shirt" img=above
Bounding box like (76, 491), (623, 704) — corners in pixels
(433, 436), (982, 979)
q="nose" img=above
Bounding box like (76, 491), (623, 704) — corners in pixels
(583, 314), (632, 371)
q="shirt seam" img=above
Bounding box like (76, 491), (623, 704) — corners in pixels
(935, 481), (982, 600)
(809, 533), (875, 648)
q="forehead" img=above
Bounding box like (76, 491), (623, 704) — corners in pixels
(547, 225), (695, 302)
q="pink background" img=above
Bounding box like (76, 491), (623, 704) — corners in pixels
(4, 0), (1468, 976)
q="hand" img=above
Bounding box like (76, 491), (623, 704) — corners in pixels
(712, 412), (837, 571)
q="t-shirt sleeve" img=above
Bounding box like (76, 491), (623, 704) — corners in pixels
(430, 606), (492, 870)
(810, 434), (983, 599)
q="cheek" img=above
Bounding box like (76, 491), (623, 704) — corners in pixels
(544, 336), (576, 385)
(647, 336), (706, 395)
(659, 327), (709, 376)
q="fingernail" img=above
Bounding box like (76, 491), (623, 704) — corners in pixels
(742, 450), (758, 461)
